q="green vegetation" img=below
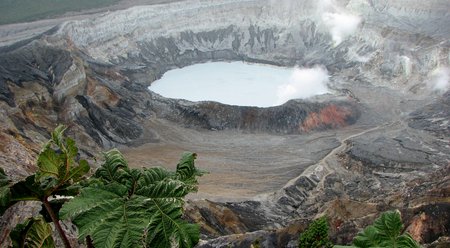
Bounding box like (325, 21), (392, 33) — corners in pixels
(0, 125), (90, 248)
(61, 149), (203, 248)
(299, 216), (333, 248)
(0, 0), (120, 25)
(0, 125), (422, 248)
(251, 238), (261, 248)
(0, 125), (203, 248)
(299, 211), (421, 248)
(10, 217), (55, 248)
(335, 210), (421, 248)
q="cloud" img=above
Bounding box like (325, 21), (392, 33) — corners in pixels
(429, 67), (449, 92)
(276, 66), (330, 105)
(322, 12), (361, 46)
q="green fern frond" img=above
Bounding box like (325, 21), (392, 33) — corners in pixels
(397, 233), (421, 248)
(352, 210), (421, 248)
(353, 226), (380, 248)
(373, 210), (403, 243)
(140, 167), (174, 185)
(176, 152), (204, 182)
(136, 179), (191, 198)
(60, 184), (129, 239)
(145, 198), (200, 248)
(86, 195), (149, 248)
(95, 148), (129, 183)
(61, 150), (203, 248)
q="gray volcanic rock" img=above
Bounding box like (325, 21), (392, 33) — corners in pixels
(150, 94), (360, 133)
(409, 91), (450, 137)
(0, 0), (449, 247)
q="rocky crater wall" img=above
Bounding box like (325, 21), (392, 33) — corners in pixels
(0, 0), (449, 247)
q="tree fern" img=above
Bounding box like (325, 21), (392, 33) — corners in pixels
(61, 149), (203, 248)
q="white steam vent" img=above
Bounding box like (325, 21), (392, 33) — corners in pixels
(322, 12), (361, 46)
(428, 67), (450, 92)
(317, 0), (362, 46)
(276, 66), (329, 105)
(149, 62), (330, 107)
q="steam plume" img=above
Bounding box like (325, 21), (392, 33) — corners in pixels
(318, 0), (361, 46)
(276, 66), (329, 105)
(322, 13), (361, 46)
(429, 67), (450, 92)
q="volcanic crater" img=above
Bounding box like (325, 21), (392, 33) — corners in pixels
(0, 0), (449, 247)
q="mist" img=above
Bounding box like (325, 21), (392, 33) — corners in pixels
(322, 13), (361, 45)
(317, 0), (361, 46)
(276, 66), (330, 105)
(429, 67), (450, 92)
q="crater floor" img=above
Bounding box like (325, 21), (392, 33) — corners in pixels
(121, 118), (343, 201)
(122, 79), (438, 201)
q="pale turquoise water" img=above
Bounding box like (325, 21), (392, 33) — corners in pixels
(149, 61), (329, 107)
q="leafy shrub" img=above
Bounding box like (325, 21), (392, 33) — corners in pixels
(299, 216), (333, 248)
(335, 210), (421, 248)
(1, 125), (204, 248)
(352, 210), (421, 248)
(10, 217), (55, 248)
(0, 125), (90, 248)
(60, 149), (204, 248)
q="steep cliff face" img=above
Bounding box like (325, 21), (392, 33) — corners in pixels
(0, 0), (449, 247)
(54, 0), (448, 90)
